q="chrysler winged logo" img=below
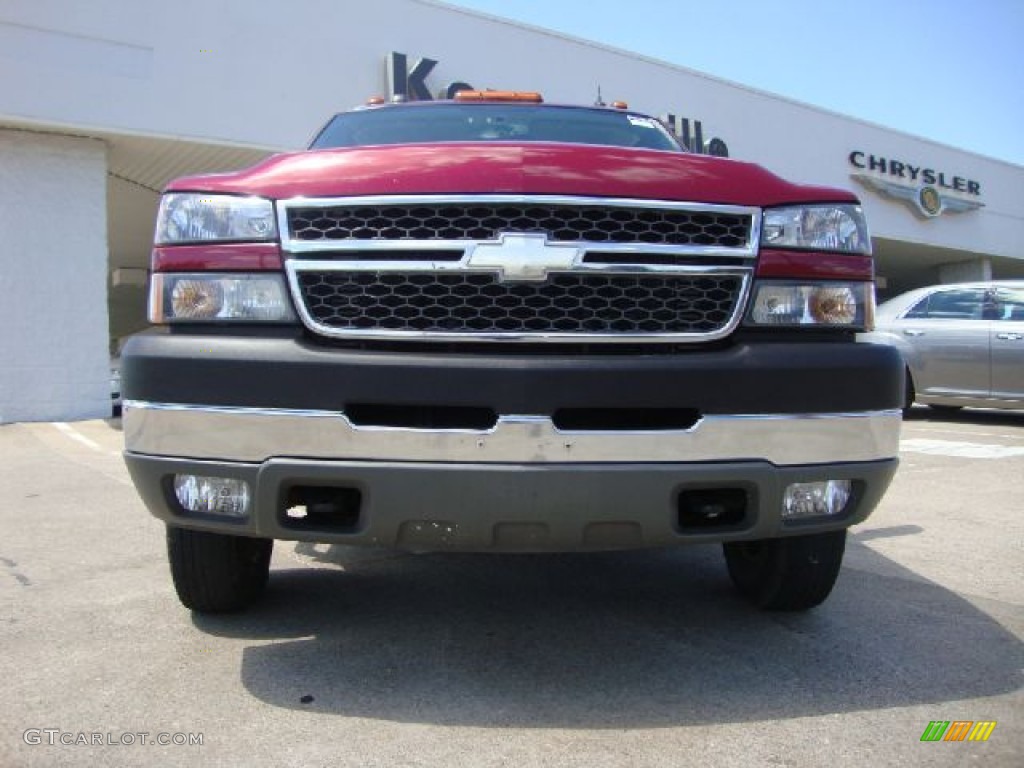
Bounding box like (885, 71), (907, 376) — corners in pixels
(466, 233), (582, 281)
(851, 173), (985, 219)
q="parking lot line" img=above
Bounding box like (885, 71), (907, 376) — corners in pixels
(900, 438), (1024, 459)
(904, 426), (1024, 442)
(52, 422), (103, 452)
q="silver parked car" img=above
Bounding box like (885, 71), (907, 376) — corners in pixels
(862, 281), (1024, 411)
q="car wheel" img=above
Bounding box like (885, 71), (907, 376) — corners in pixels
(166, 526), (273, 613)
(903, 369), (915, 414)
(723, 530), (846, 611)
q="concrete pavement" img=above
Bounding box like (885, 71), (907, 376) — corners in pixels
(1, 409), (1021, 767)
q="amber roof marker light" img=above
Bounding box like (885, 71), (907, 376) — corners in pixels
(453, 90), (544, 103)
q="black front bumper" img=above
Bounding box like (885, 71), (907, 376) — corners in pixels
(121, 332), (902, 551)
(122, 331), (904, 415)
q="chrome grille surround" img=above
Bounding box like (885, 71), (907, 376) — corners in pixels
(279, 195), (761, 343)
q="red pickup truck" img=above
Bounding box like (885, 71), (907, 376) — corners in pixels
(122, 92), (902, 613)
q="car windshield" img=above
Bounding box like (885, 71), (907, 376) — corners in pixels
(310, 104), (683, 152)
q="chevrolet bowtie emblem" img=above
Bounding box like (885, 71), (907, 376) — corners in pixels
(466, 233), (581, 281)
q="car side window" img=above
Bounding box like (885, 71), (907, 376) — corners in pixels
(903, 296), (931, 318)
(903, 288), (988, 320)
(994, 288), (1024, 321)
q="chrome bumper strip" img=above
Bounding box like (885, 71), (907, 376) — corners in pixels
(123, 401), (901, 466)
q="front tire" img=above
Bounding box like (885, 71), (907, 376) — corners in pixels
(166, 526), (273, 613)
(903, 368), (915, 415)
(723, 530), (846, 611)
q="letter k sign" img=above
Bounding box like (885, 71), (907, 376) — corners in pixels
(388, 52), (437, 101)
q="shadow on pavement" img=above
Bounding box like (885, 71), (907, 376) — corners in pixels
(903, 407), (1024, 427)
(192, 540), (1023, 728)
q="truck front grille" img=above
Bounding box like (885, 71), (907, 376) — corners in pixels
(288, 202), (752, 247)
(296, 271), (743, 335)
(280, 195), (759, 343)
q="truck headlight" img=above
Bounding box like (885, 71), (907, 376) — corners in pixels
(746, 281), (874, 329)
(149, 273), (296, 323)
(761, 204), (869, 255)
(156, 194), (277, 244)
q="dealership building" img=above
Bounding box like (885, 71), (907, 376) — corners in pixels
(1, 0), (1022, 422)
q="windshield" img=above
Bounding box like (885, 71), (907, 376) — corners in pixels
(310, 104), (683, 152)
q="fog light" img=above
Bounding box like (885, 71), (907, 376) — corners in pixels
(783, 480), (852, 519)
(173, 474), (251, 518)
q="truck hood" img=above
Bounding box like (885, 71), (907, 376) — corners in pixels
(167, 143), (857, 207)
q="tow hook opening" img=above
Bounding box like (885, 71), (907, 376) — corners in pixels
(281, 485), (362, 531)
(677, 488), (749, 531)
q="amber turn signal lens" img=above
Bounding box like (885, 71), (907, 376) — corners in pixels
(453, 90), (543, 103)
(171, 279), (224, 320)
(809, 286), (857, 325)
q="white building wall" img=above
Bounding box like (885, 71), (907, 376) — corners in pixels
(0, 130), (110, 422)
(0, 0), (1022, 422)
(2, 0), (1020, 261)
